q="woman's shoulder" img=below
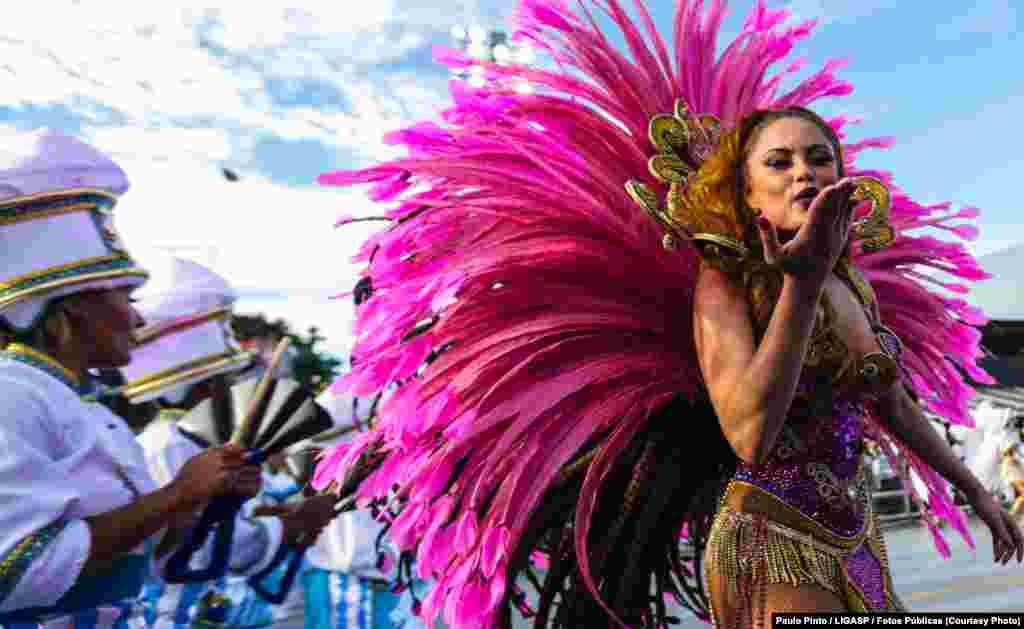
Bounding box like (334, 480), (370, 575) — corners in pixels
(695, 262), (745, 294)
(693, 263), (750, 320)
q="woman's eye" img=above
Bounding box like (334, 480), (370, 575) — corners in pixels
(766, 160), (790, 169)
(812, 156), (835, 166)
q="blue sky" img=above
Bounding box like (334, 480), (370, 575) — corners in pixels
(1, 1), (1020, 352)
(775, 1), (1023, 254)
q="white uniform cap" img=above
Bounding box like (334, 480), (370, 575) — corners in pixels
(0, 128), (147, 332)
(119, 253), (253, 403)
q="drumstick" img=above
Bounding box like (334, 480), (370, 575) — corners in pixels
(311, 422), (368, 443)
(231, 337), (292, 445)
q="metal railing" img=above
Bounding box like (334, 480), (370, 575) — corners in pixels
(865, 462), (922, 525)
(874, 487), (919, 524)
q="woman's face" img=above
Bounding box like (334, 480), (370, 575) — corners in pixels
(743, 116), (840, 232)
(65, 287), (146, 368)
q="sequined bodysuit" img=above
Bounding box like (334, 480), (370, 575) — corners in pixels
(734, 393), (893, 603)
(704, 265), (907, 625)
(734, 396), (870, 539)
(705, 392), (903, 624)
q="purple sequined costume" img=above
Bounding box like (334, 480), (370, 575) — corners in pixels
(704, 391), (904, 624)
(734, 398), (870, 541)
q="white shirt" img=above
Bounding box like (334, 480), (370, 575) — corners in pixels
(305, 391), (394, 579)
(136, 413), (285, 629)
(221, 470), (306, 629)
(137, 415), (285, 575)
(0, 356), (156, 617)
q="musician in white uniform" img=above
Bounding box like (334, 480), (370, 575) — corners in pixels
(239, 453), (309, 629)
(120, 254), (287, 629)
(0, 129), (260, 629)
(120, 255), (335, 629)
(303, 388), (410, 629)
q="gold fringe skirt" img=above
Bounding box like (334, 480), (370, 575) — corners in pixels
(704, 481), (904, 627)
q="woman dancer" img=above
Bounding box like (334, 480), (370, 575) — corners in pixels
(311, 1), (1018, 626)
(686, 106), (1019, 625)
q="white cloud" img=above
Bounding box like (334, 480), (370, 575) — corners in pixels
(0, 1), (512, 351)
(970, 235), (1024, 260)
(87, 126), (235, 164)
(113, 158), (385, 290)
(3, 7), (245, 116)
(111, 158), (386, 350)
(0, 2), (455, 155)
(233, 293), (356, 358)
(969, 242), (1024, 320)
(208, 4), (403, 48)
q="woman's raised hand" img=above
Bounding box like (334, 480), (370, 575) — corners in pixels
(757, 178), (858, 282)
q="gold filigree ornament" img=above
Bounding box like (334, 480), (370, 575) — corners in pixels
(848, 176), (896, 253)
(832, 350), (901, 399)
(625, 99), (749, 260)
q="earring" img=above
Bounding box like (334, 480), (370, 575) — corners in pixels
(849, 176), (895, 252)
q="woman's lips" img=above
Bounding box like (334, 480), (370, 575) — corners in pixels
(793, 188), (819, 209)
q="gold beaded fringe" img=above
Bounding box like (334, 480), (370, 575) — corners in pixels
(706, 507), (905, 620)
(709, 508), (846, 601)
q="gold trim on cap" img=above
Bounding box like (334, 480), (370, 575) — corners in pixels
(0, 202), (99, 227)
(0, 188), (147, 320)
(0, 255), (126, 291)
(0, 267), (149, 310)
(133, 306), (233, 346)
(121, 350), (255, 401)
(0, 188), (119, 211)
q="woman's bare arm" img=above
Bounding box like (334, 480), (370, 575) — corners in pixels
(695, 179), (856, 464)
(693, 266), (823, 464)
(875, 383), (1023, 563)
(875, 385), (985, 499)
